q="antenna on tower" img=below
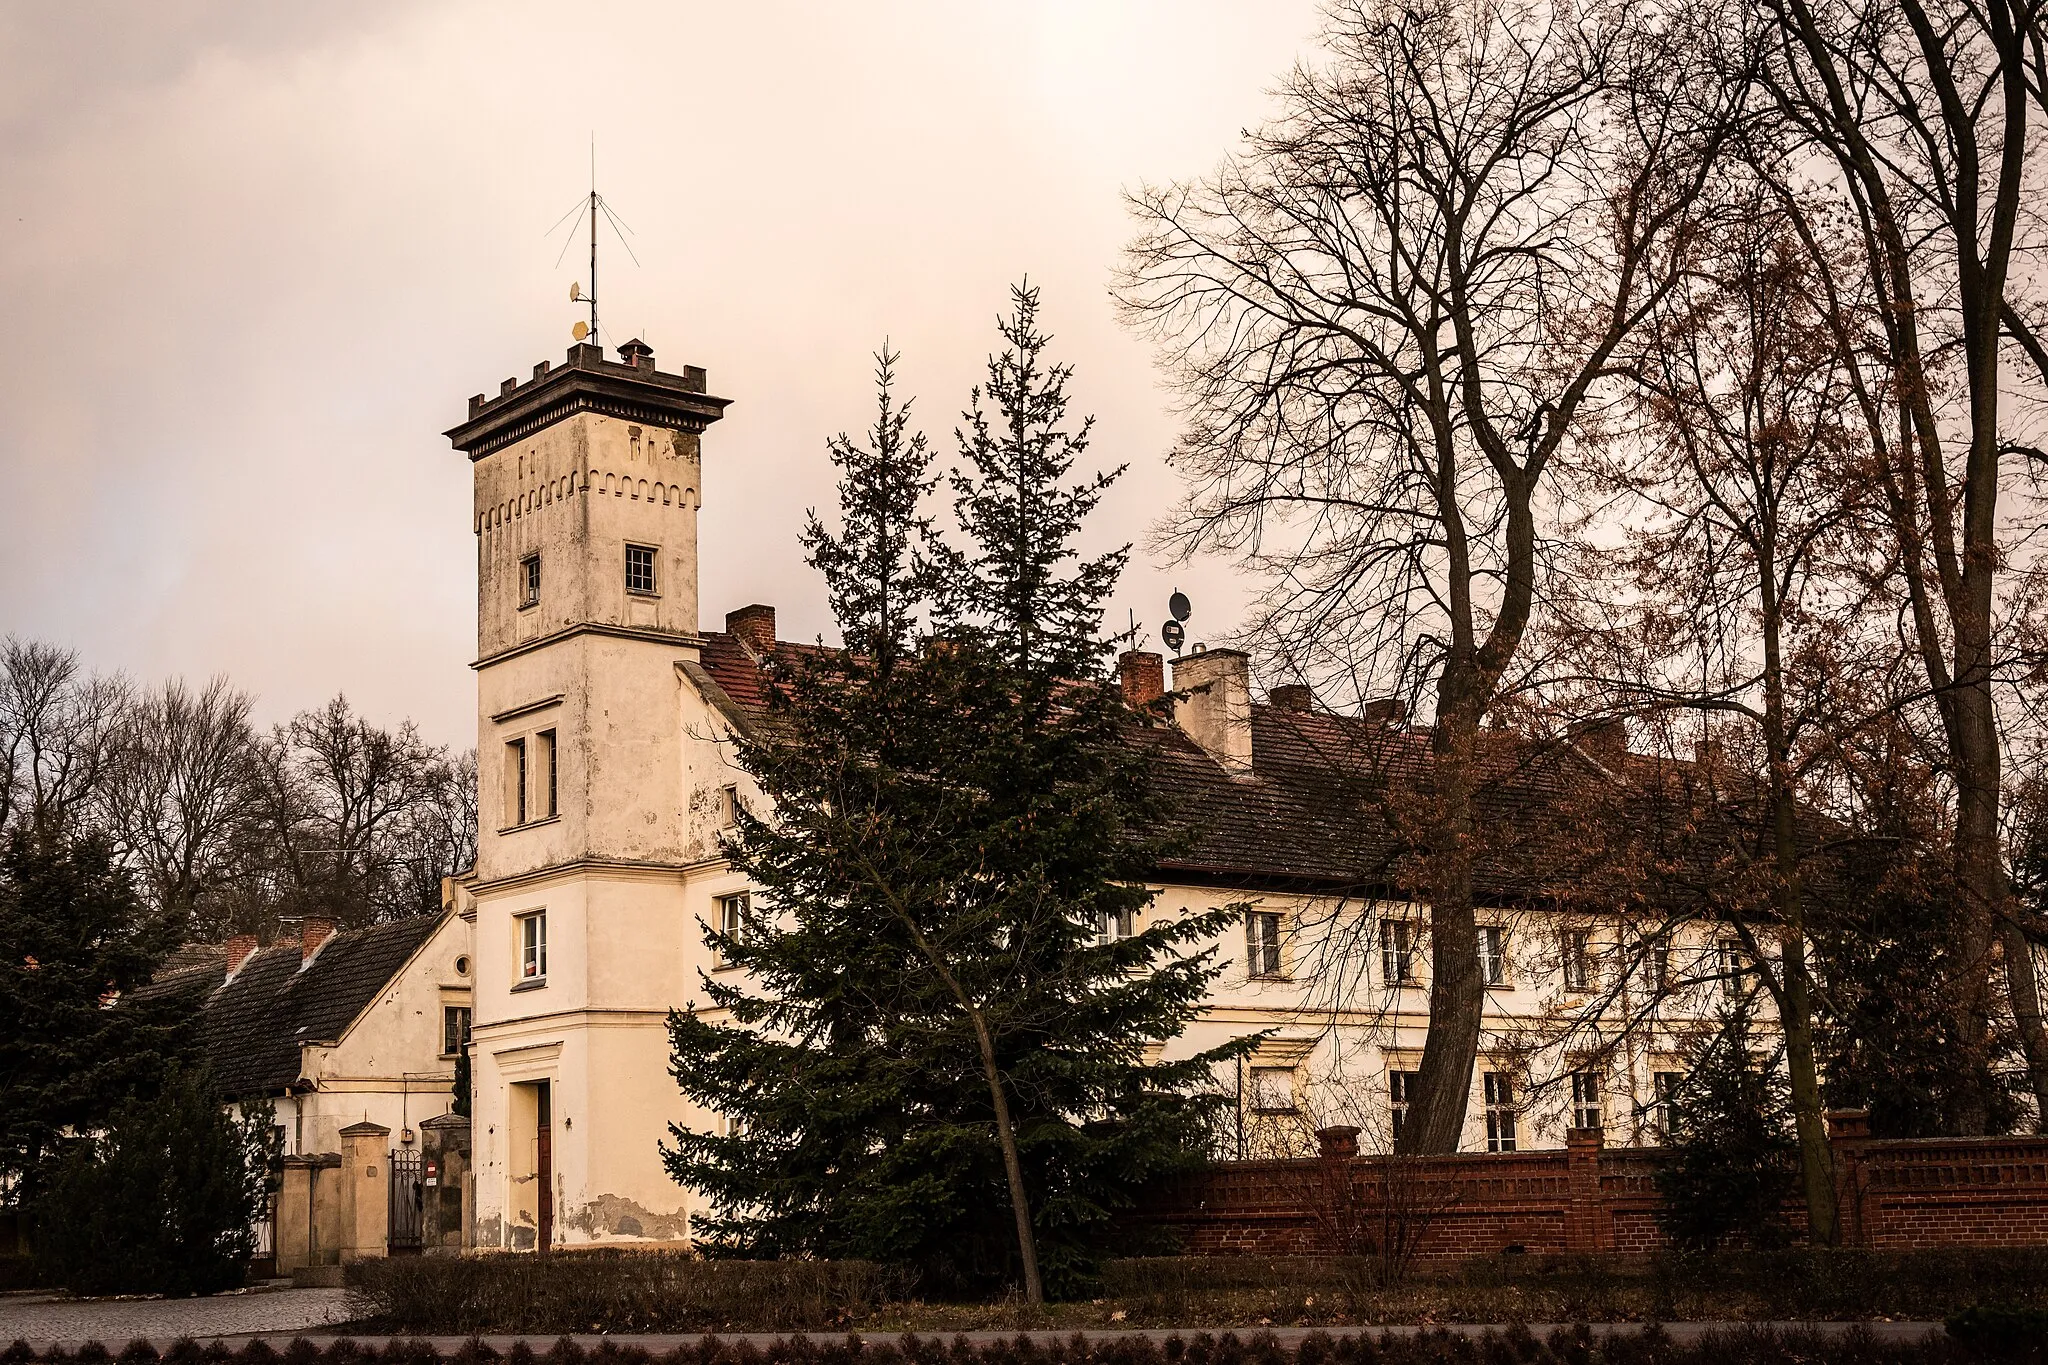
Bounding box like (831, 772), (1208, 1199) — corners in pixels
(548, 138), (640, 353)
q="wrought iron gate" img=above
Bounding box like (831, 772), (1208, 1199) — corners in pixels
(388, 1148), (424, 1252)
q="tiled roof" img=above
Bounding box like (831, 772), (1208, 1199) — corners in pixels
(694, 631), (1683, 903)
(180, 914), (446, 1100)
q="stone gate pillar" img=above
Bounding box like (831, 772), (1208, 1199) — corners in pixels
(338, 1120), (391, 1263)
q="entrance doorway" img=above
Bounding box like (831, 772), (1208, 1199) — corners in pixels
(510, 1078), (554, 1253)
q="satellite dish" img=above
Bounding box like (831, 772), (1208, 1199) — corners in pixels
(570, 282), (582, 301)
(572, 321), (590, 341)
(1162, 620), (1186, 653)
(1169, 590), (1192, 623)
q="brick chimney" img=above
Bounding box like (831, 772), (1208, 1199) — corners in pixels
(300, 916), (338, 965)
(1269, 683), (1314, 713)
(1361, 697), (1407, 726)
(725, 604), (776, 656)
(1171, 647), (1254, 776)
(1316, 1125), (1361, 1160)
(224, 933), (260, 978)
(1118, 650), (1165, 708)
(1576, 718), (1629, 768)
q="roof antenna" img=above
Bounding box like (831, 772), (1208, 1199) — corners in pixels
(550, 137), (641, 354)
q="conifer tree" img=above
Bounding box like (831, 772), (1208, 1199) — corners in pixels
(665, 303), (1245, 1302)
(1655, 1001), (1800, 1250)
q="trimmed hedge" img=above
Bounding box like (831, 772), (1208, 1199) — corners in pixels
(347, 1254), (909, 1334)
(0, 1326), (2038, 1365)
(346, 1250), (2048, 1335)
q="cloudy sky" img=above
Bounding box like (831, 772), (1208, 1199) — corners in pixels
(0, 2), (1322, 746)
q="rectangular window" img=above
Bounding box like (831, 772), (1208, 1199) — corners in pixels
(1389, 1069), (1418, 1142)
(1570, 1070), (1603, 1131)
(1483, 1071), (1518, 1152)
(720, 784), (740, 828)
(715, 892), (755, 968)
(1096, 907), (1136, 944)
(505, 738), (528, 827)
(1561, 928), (1593, 992)
(518, 911), (547, 983)
(1718, 936), (1748, 997)
(1249, 1065), (1297, 1114)
(1652, 1070), (1684, 1139)
(1479, 925), (1507, 986)
(1246, 910), (1284, 979)
(1380, 918), (1417, 985)
(1647, 935), (1671, 991)
(442, 1005), (472, 1057)
(520, 554), (541, 608)
(625, 543), (658, 595)
(538, 730), (558, 819)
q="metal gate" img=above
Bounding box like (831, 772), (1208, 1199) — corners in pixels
(388, 1148), (424, 1252)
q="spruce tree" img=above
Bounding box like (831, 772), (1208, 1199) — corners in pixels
(665, 301), (1245, 1301)
(1655, 1001), (1800, 1250)
(0, 828), (201, 1202)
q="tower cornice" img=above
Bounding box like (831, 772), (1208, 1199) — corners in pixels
(446, 341), (731, 460)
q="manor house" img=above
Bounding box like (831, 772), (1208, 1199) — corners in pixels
(443, 338), (1756, 1252)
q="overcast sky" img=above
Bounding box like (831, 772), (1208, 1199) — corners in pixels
(0, 2), (1322, 747)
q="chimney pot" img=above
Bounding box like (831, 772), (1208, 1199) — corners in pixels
(725, 604), (776, 656)
(300, 915), (338, 965)
(619, 338), (655, 369)
(224, 933), (260, 977)
(1171, 648), (1254, 776)
(1270, 683), (1314, 713)
(1118, 650), (1165, 708)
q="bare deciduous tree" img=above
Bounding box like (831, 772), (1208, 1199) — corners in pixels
(1119, 0), (1737, 1151)
(1, 638), (128, 840)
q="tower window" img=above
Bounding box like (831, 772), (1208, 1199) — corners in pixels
(538, 730), (558, 819)
(517, 910), (547, 983)
(505, 738), (528, 827)
(626, 544), (658, 595)
(520, 554), (541, 608)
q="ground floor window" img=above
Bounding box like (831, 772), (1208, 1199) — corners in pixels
(1570, 1069), (1602, 1131)
(1483, 1070), (1518, 1152)
(1249, 1064), (1298, 1114)
(1652, 1070), (1684, 1139)
(1389, 1068), (1418, 1142)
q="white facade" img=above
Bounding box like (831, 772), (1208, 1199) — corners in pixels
(443, 341), (1756, 1251)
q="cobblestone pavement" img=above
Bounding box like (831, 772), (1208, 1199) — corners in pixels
(0, 1285), (353, 1348)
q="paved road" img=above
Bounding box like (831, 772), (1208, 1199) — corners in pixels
(0, 1286), (354, 1348)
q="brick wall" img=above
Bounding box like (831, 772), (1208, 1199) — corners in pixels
(1146, 1119), (2048, 1259)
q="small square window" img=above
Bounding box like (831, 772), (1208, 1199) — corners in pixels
(626, 543), (658, 595)
(520, 555), (541, 609)
(518, 911), (547, 983)
(1249, 1065), (1297, 1114)
(1246, 910), (1284, 979)
(442, 1005), (472, 1057)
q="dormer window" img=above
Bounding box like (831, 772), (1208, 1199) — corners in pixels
(520, 554), (541, 609)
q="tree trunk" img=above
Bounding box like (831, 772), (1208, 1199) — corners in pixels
(965, 1007), (1045, 1305)
(1398, 695), (1485, 1156)
(2003, 920), (2048, 1132)
(1947, 682), (2004, 1135)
